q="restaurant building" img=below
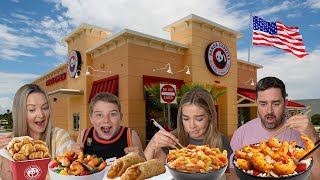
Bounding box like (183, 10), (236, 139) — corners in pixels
(33, 14), (305, 146)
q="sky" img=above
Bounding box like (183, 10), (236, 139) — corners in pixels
(0, 0), (320, 114)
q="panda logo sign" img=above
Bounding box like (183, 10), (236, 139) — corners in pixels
(205, 41), (231, 76)
(68, 50), (81, 78)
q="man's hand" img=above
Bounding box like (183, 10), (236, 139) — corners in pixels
(285, 114), (319, 142)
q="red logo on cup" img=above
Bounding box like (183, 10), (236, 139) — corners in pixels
(24, 165), (42, 179)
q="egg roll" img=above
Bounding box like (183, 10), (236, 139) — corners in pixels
(120, 159), (166, 180)
(107, 152), (146, 179)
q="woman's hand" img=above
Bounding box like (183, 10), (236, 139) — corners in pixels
(0, 134), (12, 149)
(148, 130), (179, 149)
(71, 143), (83, 153)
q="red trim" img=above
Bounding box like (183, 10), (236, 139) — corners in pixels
(143, 75), (184, 90)
(237, 88), (305, 108)
(127, 128), (132, 146)
(88, 75), (119, 103)
(93, 126), (125, 144)
(82, 128), (92, 143)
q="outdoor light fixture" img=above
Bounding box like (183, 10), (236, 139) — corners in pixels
(176, 65), (191, 75)
(85, 66), (111, 75)
(243, 78), (255, 86)
(74, 66), (111, 79)
(153, 63), (173, 74)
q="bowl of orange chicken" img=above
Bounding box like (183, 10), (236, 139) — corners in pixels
(166, 144), (228, 180)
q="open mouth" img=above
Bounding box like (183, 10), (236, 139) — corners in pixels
(266, 116), (275, 123)
(101, 126), (112, 134)
(35, 120), (45, 127)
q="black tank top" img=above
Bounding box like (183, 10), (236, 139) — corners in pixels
(82, 126), (132, 160)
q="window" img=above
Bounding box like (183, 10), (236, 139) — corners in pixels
(73, 113), (80, 131)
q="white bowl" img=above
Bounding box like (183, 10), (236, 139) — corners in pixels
(48, 161), (107, 180)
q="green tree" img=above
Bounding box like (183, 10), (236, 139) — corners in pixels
(311, 114), (320, 125)
(0, 109), (12, 129)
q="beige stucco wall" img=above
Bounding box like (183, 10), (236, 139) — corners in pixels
(33, 15), (262, 147)
(166, 19), (240, 138)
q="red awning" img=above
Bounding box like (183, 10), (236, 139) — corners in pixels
(143, 75), (184, 90)
(88, 75), (119, 103)
(237, 88), (305, 108)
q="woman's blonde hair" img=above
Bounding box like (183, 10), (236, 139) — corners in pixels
(177, 88), (222, 149)
(12, 84), (52, 151)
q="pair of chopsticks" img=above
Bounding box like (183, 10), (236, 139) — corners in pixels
(151, 119), (184, 149)
(271, 106), (312, 138)
(6, 132), (13, 138)
(299, 139), (320, 162)
(301, 105), (312, 116)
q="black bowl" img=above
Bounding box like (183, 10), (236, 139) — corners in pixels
(232, 149), (313, 180)
(166, 163), (227, 180)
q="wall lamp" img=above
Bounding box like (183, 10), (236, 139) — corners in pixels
(86, 66), (111, 75)
(243, 78), (255, 86)
(176, 65), (191, 75)
(153, 63), (173, 74)
(74, 66), (111, 79)
(153, 63), (191, 75)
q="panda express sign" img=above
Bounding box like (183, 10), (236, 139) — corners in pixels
(205, 41), (231, 76)
(68, 50), (82, 78)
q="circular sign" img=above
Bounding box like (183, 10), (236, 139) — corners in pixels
(68, 50), (81, 78)
(205, 41), (231, 76)
(24, 165), (42, 179)
(160, 84), (177, 104)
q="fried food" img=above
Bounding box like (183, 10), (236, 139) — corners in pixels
(107, 152), (146, 179)
(29, 151), (44, 160)
(19, 143), (36, 156)
(292, 135), (315, 160)
(7, 137), (51, 161)
(49, 151), (108, 176)
(13, 153), (28, 161)
(34, 143), (49, 153)
(235, 135), (315, 177)
(120, 159), (166, 180)
(167, 144), (228, 173)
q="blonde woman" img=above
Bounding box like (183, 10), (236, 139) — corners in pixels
(0, 84), (75, 179)
(144, 88), (232, 168)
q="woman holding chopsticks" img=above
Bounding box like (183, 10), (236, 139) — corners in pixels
(144, 88), (233, 170)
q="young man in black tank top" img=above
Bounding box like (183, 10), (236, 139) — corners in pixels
(71, 92), (144, 160)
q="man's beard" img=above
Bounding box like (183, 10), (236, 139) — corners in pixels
(258, 111), (285, 129)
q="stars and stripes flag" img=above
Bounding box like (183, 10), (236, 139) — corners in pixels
(252, 16), (308, 58)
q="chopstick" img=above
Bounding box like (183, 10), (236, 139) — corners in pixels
(271, 107), (311, 139)
(271, 126), (287, 138)
(302, 109), (311, 115)
(301, 106), (311, 115)
(6, 132), (13, 138)
(151, 119), (184, 149)
(299, 139), (320, 162)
